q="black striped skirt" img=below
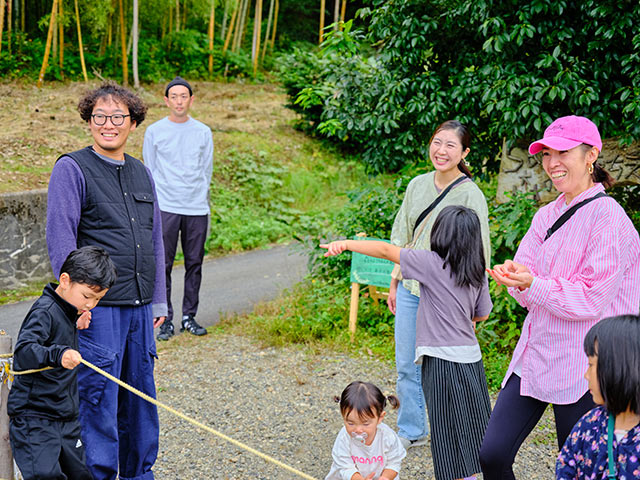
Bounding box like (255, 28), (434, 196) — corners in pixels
(421, 355), (492, 480)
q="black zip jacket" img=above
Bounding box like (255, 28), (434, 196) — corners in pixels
(7, 283), (80, 420)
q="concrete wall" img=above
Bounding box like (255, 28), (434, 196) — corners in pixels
(0, 189), (52, 290)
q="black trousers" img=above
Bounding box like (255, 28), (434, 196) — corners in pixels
(10, 416), (93, 480)
(479, 374), (595, 480)
(161, 211), (208, 323)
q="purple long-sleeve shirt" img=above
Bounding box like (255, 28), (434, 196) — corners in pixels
(46, 151), (167, 318)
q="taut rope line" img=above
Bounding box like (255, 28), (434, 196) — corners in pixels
(0, 353), (319, 480)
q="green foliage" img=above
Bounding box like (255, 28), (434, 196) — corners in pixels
(282, 0), (640, 173)
(207, 149), (302, 251)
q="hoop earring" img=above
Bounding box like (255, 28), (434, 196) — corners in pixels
(588, 163), (594, 175)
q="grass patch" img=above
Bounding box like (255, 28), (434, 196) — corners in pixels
(0, 279), (51, 306)
(215, 277), (396, 363)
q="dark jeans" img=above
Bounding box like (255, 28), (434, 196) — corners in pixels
(161, 211), (208, 323)
(479, 374), (595, 480)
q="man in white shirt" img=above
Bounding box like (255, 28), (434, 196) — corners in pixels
(143, 77), (214, 340)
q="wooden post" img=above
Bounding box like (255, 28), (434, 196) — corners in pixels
(0, 332), (13, 479)
(348, 282), (360, 343)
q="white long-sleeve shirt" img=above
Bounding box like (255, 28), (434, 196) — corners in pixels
(143, 116), (214, 216)
(325, 423), (406, 480)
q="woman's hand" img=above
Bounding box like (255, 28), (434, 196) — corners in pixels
(387, 278), (398, 315)
(319, 241), (348, 257)
(487, 260), (533, 290)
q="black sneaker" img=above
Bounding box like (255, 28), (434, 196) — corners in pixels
(180, 315), (207, 336)
(157, 321), (174, 341)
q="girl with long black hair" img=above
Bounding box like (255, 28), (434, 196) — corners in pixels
(321, 205), (493, 480)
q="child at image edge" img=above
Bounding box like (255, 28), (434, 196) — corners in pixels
(7, 246), (117, 480)
(326, 381), (407, 480)
(321, 205), (493, 480)
(556, 314), (640, 479)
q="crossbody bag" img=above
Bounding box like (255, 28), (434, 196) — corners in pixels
(543, 192), (608, 242)
(391, 175), (468, 280)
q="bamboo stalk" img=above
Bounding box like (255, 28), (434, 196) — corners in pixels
(118, 0), (128, 85)
(175, 0), (180, 32)
(222, 2), (237, 53)
(270, 0), (278, 49)
(74, 0), (88, 81)
(340, 0), (346, 24)
(333, 0), (338, 30)
(7, 0), (11, 54)
(59, 0), (64, 75)
(231, 0), (244, 52)
(251, 0), (262, 76)
(21, 0), (25, 31)
(38, 0), (59, 87)
(261, 0), (273, 61)
(319, 0), (325, 44)
(220, 0), (228, 40)
(208, 0), (215, 76)
(0, 0), (6, 55)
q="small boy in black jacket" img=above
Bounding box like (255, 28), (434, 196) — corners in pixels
(8, 246), (116, 480)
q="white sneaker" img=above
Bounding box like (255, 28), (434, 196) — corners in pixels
(399, 436), (429, 450)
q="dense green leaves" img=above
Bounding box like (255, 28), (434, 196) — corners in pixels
(281, 0), (640, 173)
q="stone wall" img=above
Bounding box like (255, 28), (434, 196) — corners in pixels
(0, 190), (52, 289)
(497, 138), (640, 204)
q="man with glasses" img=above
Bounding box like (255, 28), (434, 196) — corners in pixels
(143, 77), (214, 341)
(46, 82), (166, 480)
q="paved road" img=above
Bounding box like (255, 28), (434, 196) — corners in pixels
(0, 244), (308, 342)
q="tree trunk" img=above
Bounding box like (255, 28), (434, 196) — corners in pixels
(0, 0), (7, 55)
(132, 0), (139, 88)
(318, 0), (325, 44)
(74, 0), (88, 81)
(221, 0), (228, 40)
(175, 0), (180, 32)
(261, 0), (273, 61)
(38, 0), (59, 87)
(168, 6), (173, 37)
(208, 0), (215, 76)
(251, 0), (261, 76)
(21, 0), (25, 32)
(231, 0), (244, 52)
(340, 0), (346, 24)
(58, 0), (64, 76)
(182, 0), (187, 30)
(119, 0), (128, 85)
(7, 0), (11, 54)
(270, 0), (278, 49)
(222, 2), (236, 54)
(240, 0), (250, 50)
(333, 0), (338, 30)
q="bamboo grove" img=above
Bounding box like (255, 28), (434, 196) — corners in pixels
(6, 0), (355, 85)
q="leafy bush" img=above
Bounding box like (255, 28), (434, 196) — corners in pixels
(282, 0), (640, 173)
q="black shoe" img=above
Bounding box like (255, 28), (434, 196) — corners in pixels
(157, 321), (174, 341)
(180, 315), (207, 336)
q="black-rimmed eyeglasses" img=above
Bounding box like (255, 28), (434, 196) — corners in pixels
(91, 113), (131, 126)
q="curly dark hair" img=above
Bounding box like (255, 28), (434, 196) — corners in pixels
(77, 81), (147, 126)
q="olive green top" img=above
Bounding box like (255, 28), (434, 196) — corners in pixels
(390, 171), (491, 297)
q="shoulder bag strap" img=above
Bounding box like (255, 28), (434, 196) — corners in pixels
(608, 413), (616, 479)
(412, 175), (468, 237)
(543, 192), (608, 242)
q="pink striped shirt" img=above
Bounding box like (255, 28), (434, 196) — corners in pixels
(503, 183), (640, 404)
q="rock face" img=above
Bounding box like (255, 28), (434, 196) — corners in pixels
(497, 139), (640, 204)
(0, 189), (52, 289)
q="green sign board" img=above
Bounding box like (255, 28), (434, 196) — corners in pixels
(349, 237), (394, 288)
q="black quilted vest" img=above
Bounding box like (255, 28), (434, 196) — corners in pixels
(61, 147), (156, 306)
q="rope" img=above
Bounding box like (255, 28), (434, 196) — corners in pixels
(2, 353), (319, 480)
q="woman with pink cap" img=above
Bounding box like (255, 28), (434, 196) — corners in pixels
(478, 115), (640, 479)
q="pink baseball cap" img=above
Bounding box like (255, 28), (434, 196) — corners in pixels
(528, 115), (602, 155)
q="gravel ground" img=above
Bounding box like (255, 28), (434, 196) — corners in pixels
(154, 332), (558, 479)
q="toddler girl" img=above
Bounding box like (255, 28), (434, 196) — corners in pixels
(325, 381), (406, 480)
(556, 314), (640, 479)
(321, 205), (493, 480)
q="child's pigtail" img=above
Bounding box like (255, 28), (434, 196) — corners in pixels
(387, 394), (400, 410)
(333, 395), (341, 404)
